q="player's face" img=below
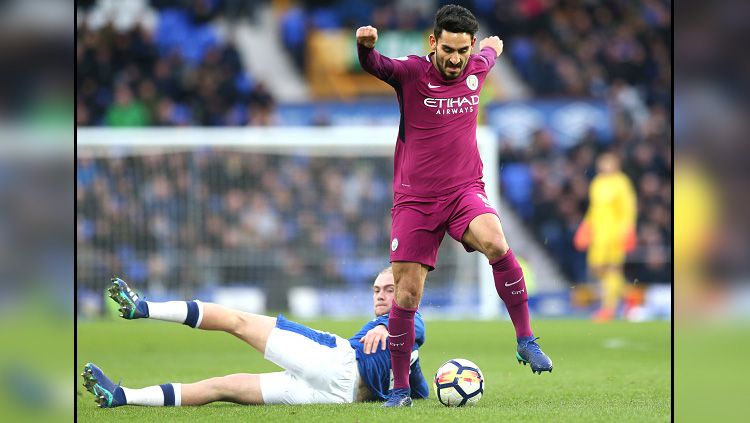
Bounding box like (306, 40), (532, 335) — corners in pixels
(430, 30), (476, 80)
(597, 154), (619, 174)
(372, 273), (396, 316)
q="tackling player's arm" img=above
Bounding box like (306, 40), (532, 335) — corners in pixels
(409, 358), (429, 399)
(359, 315), (389, 354)
(356, 25), (413, 84)
(409, 313), (429, 399)
(574, 212), (592, 252)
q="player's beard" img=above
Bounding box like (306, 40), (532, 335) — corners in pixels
(437, 56), (464, 80)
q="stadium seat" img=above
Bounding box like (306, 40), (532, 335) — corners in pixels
(501, 163), (534, 219)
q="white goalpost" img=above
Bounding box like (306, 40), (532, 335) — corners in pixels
(77, 126), (502, 319)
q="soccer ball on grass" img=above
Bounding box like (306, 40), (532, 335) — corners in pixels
(433, 358), (484, 407)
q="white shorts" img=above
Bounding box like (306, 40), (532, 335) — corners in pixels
(259, 315), (360, 405)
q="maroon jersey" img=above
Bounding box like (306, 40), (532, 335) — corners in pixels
(358, 45), (497, 197)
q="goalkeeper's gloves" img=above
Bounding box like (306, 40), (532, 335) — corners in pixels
(623, 226), (637, 253)
(573, 221), (591, 251)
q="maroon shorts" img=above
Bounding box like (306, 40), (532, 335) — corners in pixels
(389, 181), (499, 270)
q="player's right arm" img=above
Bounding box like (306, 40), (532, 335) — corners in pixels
(356, 25), (412, 84)
(409, 358), (430, 399)
(414, 312), (426, 346)
(359, 316), (389, 354)
(410, 314), (429, 399)
(574, 211), (592, 252)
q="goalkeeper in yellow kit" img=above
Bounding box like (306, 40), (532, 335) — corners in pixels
(574, 153), (637, 321)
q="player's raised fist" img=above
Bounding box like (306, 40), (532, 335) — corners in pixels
(479, 36), (503, 57)
(356, 26), (378, 48)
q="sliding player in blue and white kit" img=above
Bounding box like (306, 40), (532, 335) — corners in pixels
(81, 267), (428, 408)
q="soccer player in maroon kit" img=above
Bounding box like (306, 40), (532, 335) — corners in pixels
(357, 5), (553, 407)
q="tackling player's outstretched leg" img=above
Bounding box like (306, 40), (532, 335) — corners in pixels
(108, 277), (149, 319)
(81, 363), (127, 408)
(82, 362), (262, 407)
(84, 269), (430, 408)
(109, 277), (205, 328)
(107, 277), (276, 350)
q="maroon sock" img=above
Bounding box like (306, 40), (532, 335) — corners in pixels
(387, 299), (417, 390)
(491, 249), (533, 338)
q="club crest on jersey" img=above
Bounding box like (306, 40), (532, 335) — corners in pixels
(391, 238), (399, 251)
(466, 75), (478, 90)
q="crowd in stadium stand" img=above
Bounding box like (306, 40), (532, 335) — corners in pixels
(77, 152), (393, 305)
(280, 0), (670, 105)
(489, 0), (671, 283)
(278, 0), (671, 283)
(498, 105), (671, 284)
(487, 0), (670, 103)
(77, 0), (671, 292)
(76, 1), (275, 127)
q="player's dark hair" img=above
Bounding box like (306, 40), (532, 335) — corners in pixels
(433, 4), (479, 40)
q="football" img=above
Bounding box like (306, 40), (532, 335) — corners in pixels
(433, 358), (484, 407)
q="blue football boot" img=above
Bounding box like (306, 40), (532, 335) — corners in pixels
(81, 363), (126, 408)
(382, 387), (412, 407)
(516, 336), (553, 374)
(108, 277), (149, 319)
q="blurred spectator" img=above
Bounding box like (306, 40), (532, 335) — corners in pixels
(281, 0), (669, 109)
(280, 4), (308, 71)
(479, 0), (672, 287)
(500, 123), (671, 285)
(76, 152), (394, 302)
(76, 0), (671, 297)
(76, 4), (275, 126)
(105, 84), (150, 126)
(486, 0), (671, 107)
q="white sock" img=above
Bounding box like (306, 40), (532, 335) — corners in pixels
(145, 300), (203, 328)
(145, 301), (187, 322)
(121, 385), (164, 406)
(122, 383), (181, 406)
(173, 383), (182, 406)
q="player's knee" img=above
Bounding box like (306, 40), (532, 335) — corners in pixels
(212, 375), (243, 402)
(483, 236), (509, 260)
(394, 277), (421, 307)
(203, 376), (231, 400)
(396, 288), (420, 308)
(393, 265), (425, 307)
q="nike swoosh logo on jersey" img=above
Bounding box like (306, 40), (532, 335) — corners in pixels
(388, 332), (409, 338)
(504, 276), (523, 287)
(427, 82), (441, 89)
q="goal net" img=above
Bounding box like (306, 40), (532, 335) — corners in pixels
(77, 127), (501, 318)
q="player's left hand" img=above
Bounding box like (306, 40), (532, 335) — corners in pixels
(623, 226), (637, 253)
(573, 221), (591, 251)
(479, 36), (503, 57)
(360, 324), (389, 354)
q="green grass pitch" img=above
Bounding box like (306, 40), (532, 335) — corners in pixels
(77, 318), (670, 422)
